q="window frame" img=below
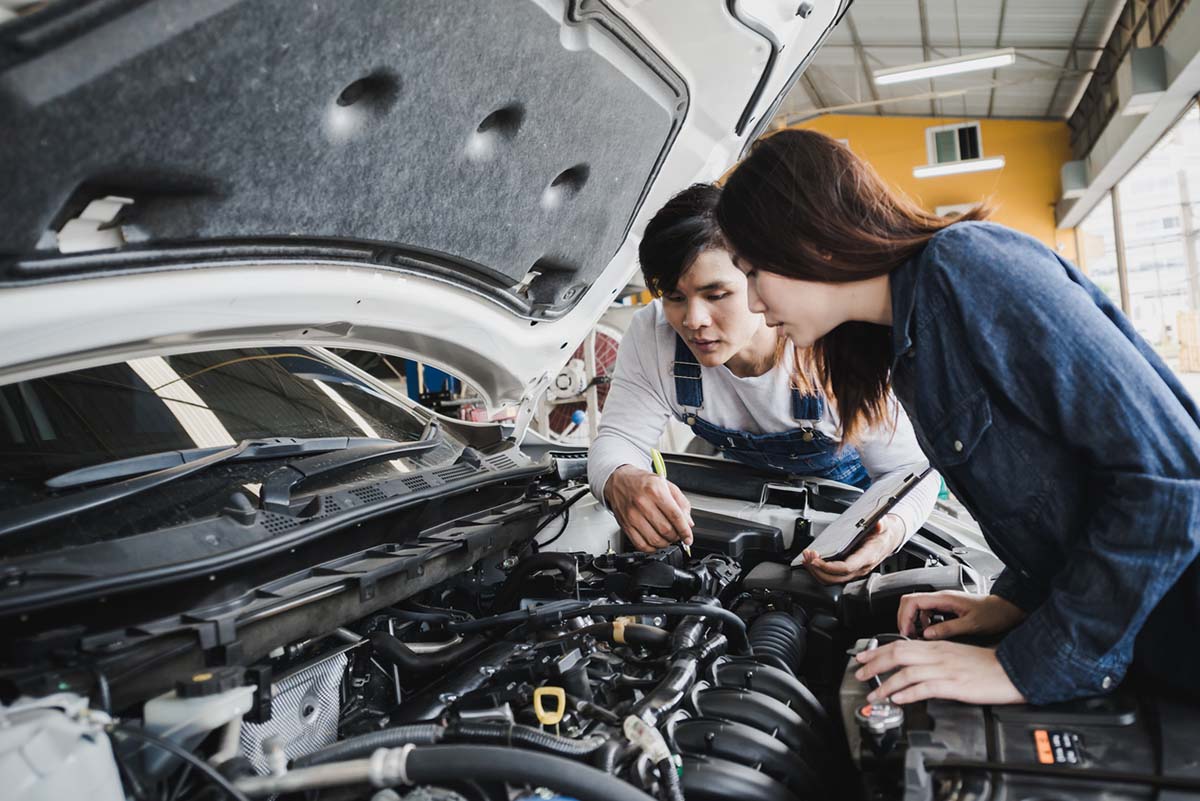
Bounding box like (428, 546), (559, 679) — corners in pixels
(925, 121), (983, 165)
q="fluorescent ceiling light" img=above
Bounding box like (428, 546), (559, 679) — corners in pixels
(913, 156), (1006, 179)
(874, 48), (1016, 86)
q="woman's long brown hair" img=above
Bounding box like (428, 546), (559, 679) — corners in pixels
(715, 128), (989, 442)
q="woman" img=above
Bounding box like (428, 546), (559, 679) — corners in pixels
(588, 183), (937, 583)
(716, 128), (1200, 705)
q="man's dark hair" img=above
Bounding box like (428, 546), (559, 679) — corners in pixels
(638, 183), (726, 296)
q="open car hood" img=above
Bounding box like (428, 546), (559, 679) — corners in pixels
(0, 0), (848, 414)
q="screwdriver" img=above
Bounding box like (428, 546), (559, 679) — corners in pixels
(651, 448), (691, 557)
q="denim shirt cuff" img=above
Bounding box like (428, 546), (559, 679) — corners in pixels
(995, 612), (1128, 705)
(989, 567), (1045, 613)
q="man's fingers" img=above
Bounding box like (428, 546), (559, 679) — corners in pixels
(637, 502), (679, 542)
(660, 490), (693, 543)
(667, 483), (695, 526)
(627, 512), (669, 550)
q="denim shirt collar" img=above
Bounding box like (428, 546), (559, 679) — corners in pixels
(889, 256), (920, 368)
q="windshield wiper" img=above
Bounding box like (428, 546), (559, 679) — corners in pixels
(45, 437), (403, 489)
(260, 420), (441, 512)
(0, 430), (438, 542)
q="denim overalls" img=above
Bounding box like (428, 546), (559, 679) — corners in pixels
(672, 336), (870, 487)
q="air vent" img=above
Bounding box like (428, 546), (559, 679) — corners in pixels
(488, 455), (518, 470)
(351, 486), (388, 504)
(434, 464), (475, 482)
(402, 475), (433, 492)
(260, 513), (302, 535)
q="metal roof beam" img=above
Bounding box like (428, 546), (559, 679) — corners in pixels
(843, 12), (882, 114)
(987, 0), (1009, 117)
(820, 43), (1106, 52)
(801, 72), (829, 110)
(1045, 0), (1097, 118)
(917, 0), (936, 116)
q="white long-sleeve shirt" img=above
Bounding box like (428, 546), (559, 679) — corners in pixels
(589, 301), (938, 539)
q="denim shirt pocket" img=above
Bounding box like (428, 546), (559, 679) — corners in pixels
(928, 389), (993, 466)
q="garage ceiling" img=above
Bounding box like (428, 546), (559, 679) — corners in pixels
(775, 0), (1125, 122)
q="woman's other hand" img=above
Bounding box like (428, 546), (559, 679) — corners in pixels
(603, 465), (694, 552)
(799, 514), (906, 584)
(855, 640), (1026, 705)
(897, 590), (1026, 639)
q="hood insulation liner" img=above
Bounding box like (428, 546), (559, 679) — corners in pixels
(0, 0), (683, 317)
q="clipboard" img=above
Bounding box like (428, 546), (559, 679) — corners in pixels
(791, 464), (935, 564)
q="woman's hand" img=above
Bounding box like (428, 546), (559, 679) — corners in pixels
(603, 465), (694, 552)
(799, 514), (906, 584)
(854, 640), (1026, 705)
(897, 591), (1026, 639)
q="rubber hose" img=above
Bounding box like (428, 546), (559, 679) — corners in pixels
(450, 601), (751, 655)
(573, 622), (671, 649)
(748, 611), (806, 676)
(580, 603), (750, 655)
(493, 553), (578, 612)
(406, 745), (658, 801)
(291, 725), (443, 768)
(657, 758), (686, 801)
(632, 635), (728, 728)
(369, 632), (488, 675)
(445, 721), (606, 758)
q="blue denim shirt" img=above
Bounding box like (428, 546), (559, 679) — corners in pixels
(889, 221), (1200, 704)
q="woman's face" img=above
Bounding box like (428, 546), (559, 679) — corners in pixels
(661, 248), (768, 368)
(735, 257), (845, 348)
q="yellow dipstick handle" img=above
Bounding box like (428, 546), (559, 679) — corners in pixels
(533, 686), (566, 729)
(650, 449), (691, 557)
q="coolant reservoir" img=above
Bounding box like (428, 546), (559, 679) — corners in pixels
(0, 693), (124, 801)
(142, 666), (254, 776)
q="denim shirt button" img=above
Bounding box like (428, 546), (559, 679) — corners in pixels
(802, 430), (815, 442)
(953, 440), (964, 452)
(1101, 675), (1114, 690)
(685, 415), (697, 426)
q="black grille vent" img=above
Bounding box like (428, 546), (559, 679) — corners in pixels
(402, 475), (433, 492)
(351, 486), (388, 504)
(434, 464), (474, 482)
(488, 455), (518, 470)
(261, 513), (302, 534)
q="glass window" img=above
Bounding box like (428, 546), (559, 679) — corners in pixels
(1113, 104), (1200, 373)
(1077, 192), (1121, 306)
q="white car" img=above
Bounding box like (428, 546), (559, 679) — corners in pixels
(2, 3), (1180, 801)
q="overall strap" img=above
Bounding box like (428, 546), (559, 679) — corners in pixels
(790, 387), (826, 421)
(672, 334), (703, 410)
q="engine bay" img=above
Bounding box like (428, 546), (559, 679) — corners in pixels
(4, 453), (1199, 801)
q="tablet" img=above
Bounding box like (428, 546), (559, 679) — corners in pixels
(792, 465), (935, 564)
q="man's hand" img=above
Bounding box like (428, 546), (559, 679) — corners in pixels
(799, 514), (906, 584)
(604, 465), (694, 553)
(854, 640), (1025, 705)
(897, 590), (1026, 639)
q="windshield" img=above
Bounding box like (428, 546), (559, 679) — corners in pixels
(0, 348), (462, 556)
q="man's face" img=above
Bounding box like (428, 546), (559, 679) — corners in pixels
(660, 248), (765, 367)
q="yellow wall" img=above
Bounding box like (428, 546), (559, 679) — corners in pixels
(794, 114), (1076, 261)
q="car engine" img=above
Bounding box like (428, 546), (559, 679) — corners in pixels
(3, 454), (1198, 801)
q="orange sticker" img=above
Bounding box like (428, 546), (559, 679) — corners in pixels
(1034, 729), (1054, 764)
